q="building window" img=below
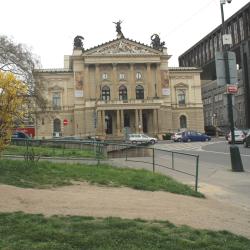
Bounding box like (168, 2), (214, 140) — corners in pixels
(178, 90), (186, 105)
(136, 72), (142, 80)
(53, 119), (61, 133)
(180, 115), (187, 129)
(119, 73), (125, 80)
(119, 85), (127, 100)
(101, 86), (110, 101)
(102, 73), (108, 80)
(52, 92), (61, 108)
(136, 85), (144, 100)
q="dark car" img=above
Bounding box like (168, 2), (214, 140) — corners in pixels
(11, 131), (30, 139)
(181, 131), (211, 142)
(243, 132), (250, 148)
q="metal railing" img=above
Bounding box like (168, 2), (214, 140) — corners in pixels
(6, 139), (200, 191)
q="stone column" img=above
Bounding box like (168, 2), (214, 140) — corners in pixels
(135, 109), (139, 133)
(101, 110), (106, 136)
(139, 109), (143, 133)
(153, 109), (158, 134)
(97, 110), (102, 135)
(95, 64), (100, 99)
(146, 63), (151, 98)
(120, 109), (124, 135)
(116, 109), (120, 136)
(112, 64), (117, 100)
(156, 63), (161, 98)
(130, 64), (135, 99)
(84, 64), (89, 100)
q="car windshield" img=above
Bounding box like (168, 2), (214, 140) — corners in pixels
(235, 131), (243, 135)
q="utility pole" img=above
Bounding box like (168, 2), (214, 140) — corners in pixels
(220, 0), (244, 171)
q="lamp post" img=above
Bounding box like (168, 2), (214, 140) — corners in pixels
(220, 0), (235, 143)
(220, 0), (244, 171)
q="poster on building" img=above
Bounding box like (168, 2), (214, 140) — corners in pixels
(162, 88), (170, 96)
(161, 70), (169, 88)
(74, 72), (84, 97)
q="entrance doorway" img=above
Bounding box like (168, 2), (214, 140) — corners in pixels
(105, 114), (112, 134)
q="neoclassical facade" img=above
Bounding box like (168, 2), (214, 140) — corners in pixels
(34, 36), (204, 139)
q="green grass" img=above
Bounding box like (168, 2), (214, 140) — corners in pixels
(0, 159), (203, 197)
(0, 212), (249, 250)
(3, 145), (100, 158)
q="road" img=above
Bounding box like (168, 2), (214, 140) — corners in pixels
(152, 138), (250, 210)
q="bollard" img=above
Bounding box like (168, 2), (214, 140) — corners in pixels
(230, 145), (244, 172)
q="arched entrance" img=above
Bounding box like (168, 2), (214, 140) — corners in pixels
(180, 115), (187, 129)
(105, 114), (112, 134)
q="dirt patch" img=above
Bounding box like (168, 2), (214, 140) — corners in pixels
(0, 182), (250, 238)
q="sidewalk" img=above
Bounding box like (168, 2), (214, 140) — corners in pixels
(110, 157), (250, 211)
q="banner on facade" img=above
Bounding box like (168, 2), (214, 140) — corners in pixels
(74, 72), (84, 97)
(162, 88), (170, 96)
(75, 90), (84, 97)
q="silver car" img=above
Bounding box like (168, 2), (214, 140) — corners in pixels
(128, 134), (157, 144)
(228, 130), (245, 144)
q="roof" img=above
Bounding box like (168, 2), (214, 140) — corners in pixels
(33, 68), (72, 73)
(169, 67), (202, 72)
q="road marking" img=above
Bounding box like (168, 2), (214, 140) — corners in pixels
(155, 141), (218, 151)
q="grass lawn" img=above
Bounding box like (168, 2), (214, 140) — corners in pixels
(0, 159), (203, 197)
(3, 145), (100, 158)
(0, 212), (249, 250)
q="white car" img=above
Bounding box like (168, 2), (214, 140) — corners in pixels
(228, 130), (245, 144)
(128, 134), (157, 144)
(171, 132), (183, 142)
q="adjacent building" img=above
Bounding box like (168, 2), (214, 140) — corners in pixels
(34, 30), (204, 139)
(179, 2), (250, 129)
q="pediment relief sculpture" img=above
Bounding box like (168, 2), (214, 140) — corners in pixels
(174, 82), (189, 89)
(48, 85), (64, 91)
(85, 40), (160, 56)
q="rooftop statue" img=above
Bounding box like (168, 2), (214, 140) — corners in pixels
(113, 20), (124, 39)
(151, 34), (165, 51)
(73, 36), (84, 50)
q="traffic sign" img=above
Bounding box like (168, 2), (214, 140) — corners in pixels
(63, 119), (69, 126)
(227, 85), (238, 94)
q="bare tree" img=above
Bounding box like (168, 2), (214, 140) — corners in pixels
(0, 35), (46, 109)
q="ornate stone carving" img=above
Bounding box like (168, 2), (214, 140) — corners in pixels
(151, 34), (165, 51)
(113, 20), (124, 38)
(73, 36), (84, 50)
(91, 40), (156, 55)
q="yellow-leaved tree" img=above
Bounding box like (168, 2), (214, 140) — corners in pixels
(0, 71), (28, 152)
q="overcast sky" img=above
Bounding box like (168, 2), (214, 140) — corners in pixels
(1, 0), (249, 68)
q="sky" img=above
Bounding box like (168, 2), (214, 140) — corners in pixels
(1, 0), (249, 68)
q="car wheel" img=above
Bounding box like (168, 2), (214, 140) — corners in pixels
(187, 138), (191, 142)
(244, 141), (248, 148)
(132, 141), (137, 144)
(177, 138), (181, 142)
(150, 140), (155, 145)
(205, 138), (209, 142)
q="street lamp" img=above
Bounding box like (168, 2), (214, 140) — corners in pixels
(220, 0), (244, 171)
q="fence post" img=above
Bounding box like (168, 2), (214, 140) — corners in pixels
(152, 148), (155, 173)
(97, 142), (100, 166)
(195, 155), (199, 192)
(172, 152), (174, 169)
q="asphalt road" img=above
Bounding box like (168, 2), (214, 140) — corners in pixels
(151, 138), (250, 209)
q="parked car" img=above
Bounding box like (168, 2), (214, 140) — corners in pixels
(227, 130), (245, 144)
(181, 131), (211, 142)
(11, 131), (30, 139)
(243, 131), (250, 148)
(128, 134), (157, 144)
(171, 132), (183, 142)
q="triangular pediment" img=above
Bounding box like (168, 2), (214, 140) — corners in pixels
(84, 38), (161, 56)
